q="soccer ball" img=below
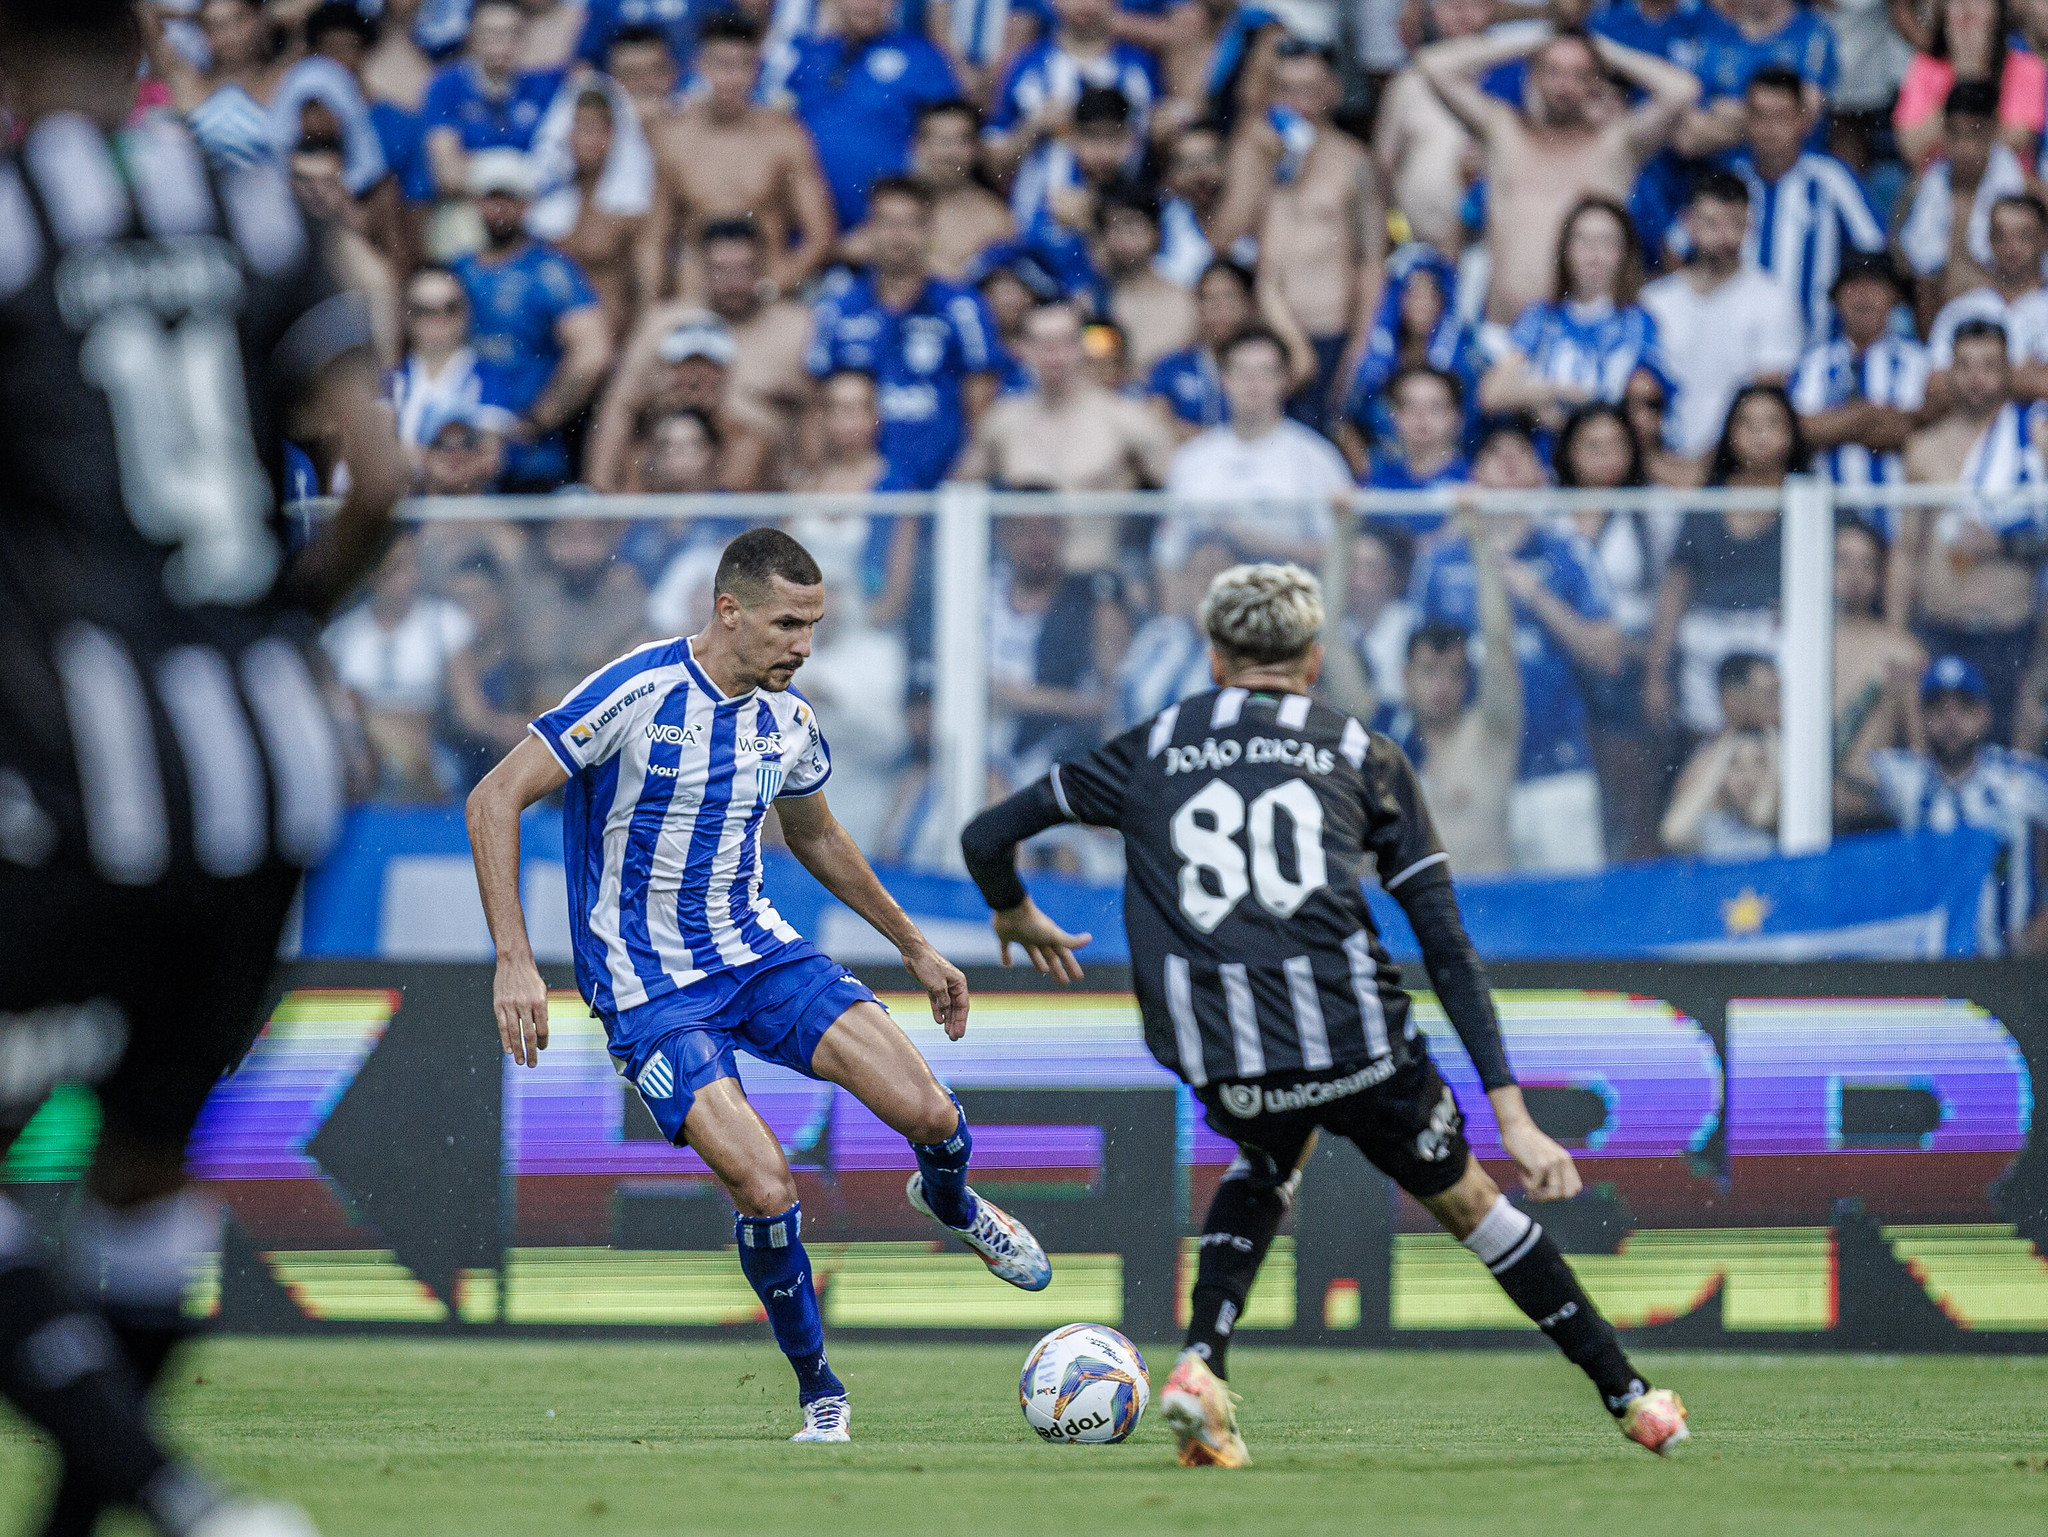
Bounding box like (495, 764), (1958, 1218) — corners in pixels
(1018, 1323), (1149, 1444)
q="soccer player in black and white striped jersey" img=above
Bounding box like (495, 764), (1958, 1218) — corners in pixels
(0, 4), (408, 1533)
(962, 561), (1689, 1466)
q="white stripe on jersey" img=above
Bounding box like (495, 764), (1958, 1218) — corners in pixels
(1219, 962), (1265, 1077)
(1147, 703), (1181, 757)
(1342, 930), (1391, 1058)
(1276, 694), (1312, 730)
(1164, 952), (1207, 1086)
(54, 624), (168, 887)
(1339, 717), (1369, 769)
(1739, 152), (1885, 345)
(536, 638), (831, 1012)
(1210, 688), (1247, 728)
(156, 646), (267, 879)
(23, 115), (127, 247)
(1283, 955), (1333, 1070)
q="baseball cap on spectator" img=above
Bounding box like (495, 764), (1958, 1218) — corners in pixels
(422, 399), (518, 445)
(1922, 656), (1990, 703)
(966, 241), (1064, 303)
(658, 314), (739, 367)
(467, 149), (536, 199)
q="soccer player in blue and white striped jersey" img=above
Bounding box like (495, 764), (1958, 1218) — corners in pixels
(1790, 252), (1929, 531)
(465, 529), (1051, 1443)
(1728, 66), (1886, 347)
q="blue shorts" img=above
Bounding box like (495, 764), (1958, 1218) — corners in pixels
(604, 946), (877, 1145)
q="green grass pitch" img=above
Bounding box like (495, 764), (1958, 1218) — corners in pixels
(3, 1340), (2045, 1536)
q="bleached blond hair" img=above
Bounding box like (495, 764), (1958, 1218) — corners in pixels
(1199, 563), (1324, 666)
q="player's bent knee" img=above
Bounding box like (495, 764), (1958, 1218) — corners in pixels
(1421, 1156), (1501, 1242)
(903, 1087), (960, 1146)
(730, 1171), (799, 1218)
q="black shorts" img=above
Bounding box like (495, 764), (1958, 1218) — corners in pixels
(0, 859), (299, 1147)
(1194, 1053), (1473, 1201)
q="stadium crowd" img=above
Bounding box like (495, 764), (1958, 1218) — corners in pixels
(135, 0), (2048, 947)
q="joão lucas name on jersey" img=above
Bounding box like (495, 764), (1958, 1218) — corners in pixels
(1164, 735), (1338, 777)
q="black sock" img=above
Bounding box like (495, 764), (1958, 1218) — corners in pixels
(0, 1261), (170, 1509)
(1462, 1196), (1645, 1415)
(1183, 1151), (1299, 1380)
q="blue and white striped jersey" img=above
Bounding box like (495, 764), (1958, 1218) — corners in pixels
(1494, 298), (1668, 406)
(1731, 149), (1886, 347)
(1789, 334), (1929, 522)
(531, 638), (834, 1014)
(1870, 746), (2048, 955)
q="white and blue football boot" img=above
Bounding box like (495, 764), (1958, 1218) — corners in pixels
(906, 1174), (1053, 1291)
(790, 1395), (851, 1443)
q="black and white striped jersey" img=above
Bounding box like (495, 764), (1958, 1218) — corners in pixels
(0, 112), (370, 886)
(1048, 686), (1449, 1088)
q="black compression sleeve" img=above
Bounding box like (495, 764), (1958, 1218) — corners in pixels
(1396, 869), (1516, 1092)
(960, 780), (1068, 912)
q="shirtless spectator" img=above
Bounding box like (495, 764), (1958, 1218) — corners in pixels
(288, 137), (401, 366)
(545, 88), (646, 344)
(363, 0), (436, 111)
(606, 24), (683, 127)
(1211, 40), (1387, 430)
(586, 310), (776, 491)
(1372, 0), (1490, 253)
(639, 14), (837, 302)
(1416, 27), (1699, 324)
(1834, 517), (1926, 775)
(1379, 504), (1522, 875)
(900, 100), (1016, 281)
(1642, 171), (1802, 456)
(1895, 320), (2048, 744)
(594, 221), (809, 480)
(1099, 189), (1197, 377)
(1924, 194), (2048, 409)
(955, 299), (1177, 496)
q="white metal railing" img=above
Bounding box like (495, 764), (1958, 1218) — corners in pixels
(287, 479), (2048, 870)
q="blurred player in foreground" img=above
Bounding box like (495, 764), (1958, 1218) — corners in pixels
(0, 3), (410, 1533)
(960, 561), (1688, 1466)
(464, 528), (1050, 1442)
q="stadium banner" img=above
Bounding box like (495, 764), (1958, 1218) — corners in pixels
(6, 961), (2042, 1350)
(296, 808), (2001, 964)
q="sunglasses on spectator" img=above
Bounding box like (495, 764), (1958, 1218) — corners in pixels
(408, 299), (466, 320)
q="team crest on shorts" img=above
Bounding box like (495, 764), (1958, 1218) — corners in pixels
(636, 1054), (675, 1101)
(1414, 1087), (1461, 1162)
(1219, 1083), (1261, 1118)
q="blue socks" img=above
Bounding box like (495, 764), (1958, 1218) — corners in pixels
(734, 1204), (842, 1403)
(910, 1093), (976, 1228)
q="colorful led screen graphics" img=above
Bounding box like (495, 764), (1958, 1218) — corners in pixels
(7, 966), (2041, 1344)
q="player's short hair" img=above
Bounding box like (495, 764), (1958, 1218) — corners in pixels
(1198, 258), (1256, 297)
(1952, 317), (2010, 354)
(1200, 564), (1325, 667)
(1074, 86), (1132, 130)
(1717, 651), (1775, 693)
(1691, 169), (1750, 209)
(715, 528), (824, 603)
(1746, 64), (1804, 101)
(1217, 323), (1286, 369)
(918, 97), (982, 134)
(868, 175), (935, 214)
(1406, 619), (1470, 662)
(697, 11), (765, 46)
(1388, 364), (1463, 411)
(1991, 192), (2048, 231)
(702, 215), (764, 249)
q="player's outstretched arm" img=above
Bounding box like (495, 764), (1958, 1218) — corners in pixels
(465, 736), (570, 1067)
(1395, 865), (1581, 1200)
(775, 791), (971, 1039)
(960, 782), (1094, 985)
